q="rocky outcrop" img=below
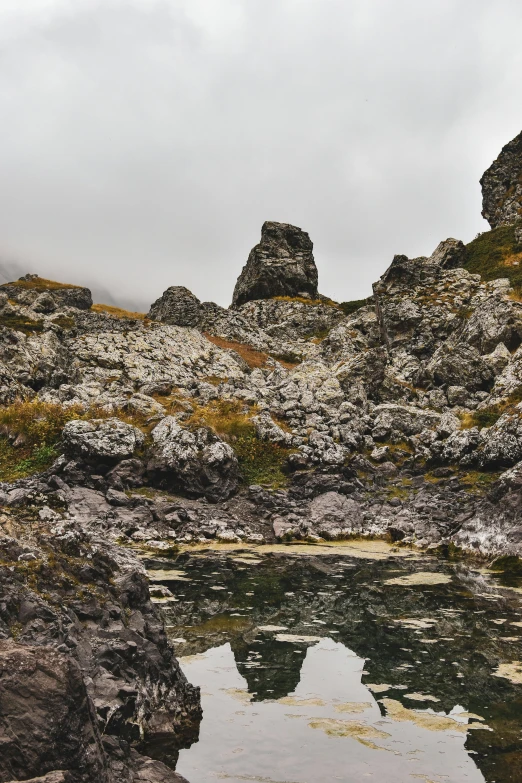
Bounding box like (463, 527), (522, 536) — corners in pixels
(147, 417), (239, 502)
(0, 274), (93, 311)
(232, 221), (318, 307)
(481, 130), (522, 228)
(5, 129), (522, 779)
(147, 287), (201, 327)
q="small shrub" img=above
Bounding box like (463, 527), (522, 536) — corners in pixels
(339, 298), (372, 317)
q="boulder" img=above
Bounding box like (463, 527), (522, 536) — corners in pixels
(232, 221), (318, 307)
(308, 491), (363, 539)
(146, 416), (239, 501)
(372, 403), (441, 439)
(0, 641), (107, 783)
(479, 408), (522, 468)
(428, 238), (466, 269)
(421, 343), (494, 391)
(441, 427), (480, 463)
(481, 129), (522, 228)
(147, 286), (202, 327)
(62, 418), (145, 462)
(456, 296), (522, 354)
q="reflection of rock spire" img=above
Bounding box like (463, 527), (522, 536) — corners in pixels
(232, 635), (308, 701)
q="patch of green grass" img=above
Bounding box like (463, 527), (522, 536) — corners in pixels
(460, 389), (522, 430)
(0, 399), (154, 483)
(338, 298), (372, 317)
(464, 223), (522, 296)
(187, 399), (292, 487)
(0, 439), (59, 482)
(459, 470), (501, 495)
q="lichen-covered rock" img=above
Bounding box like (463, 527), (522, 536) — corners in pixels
(147, 286), (202, 327)
(147, 416), (239, 501)
(62, 418), (145, 461)
(479, 407), (522, 467)
(421, 343), (494, 391)
(428, 238), (466, 269)
(0, 641), (108, 783)
(455, 296), (522, 354)
(0, 274), (92, 310)
(232, 221), (318, 307)
(441, 427), (480, 463)
(308, 491), (363, 539)
(481, 129), (522, 228)
(372, 403), (441, 439)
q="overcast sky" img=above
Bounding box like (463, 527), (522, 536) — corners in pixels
(0, 0), (521, 310)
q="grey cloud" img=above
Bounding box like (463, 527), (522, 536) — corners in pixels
(0, 0), (521, 311)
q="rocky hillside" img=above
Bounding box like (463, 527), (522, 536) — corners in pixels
(1, 131), (522, 780)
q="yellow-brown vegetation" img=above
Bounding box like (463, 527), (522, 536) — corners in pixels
(91, 303), (146, 320)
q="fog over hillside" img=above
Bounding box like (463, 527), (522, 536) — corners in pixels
(1, 0), (522, 311)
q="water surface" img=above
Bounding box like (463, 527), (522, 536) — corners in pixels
(145, 542), (522, 783)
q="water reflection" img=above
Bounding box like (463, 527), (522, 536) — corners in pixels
(144, 544), (522, 782)
(177, 639), (484, 782)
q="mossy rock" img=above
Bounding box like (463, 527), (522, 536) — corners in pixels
(463, 223), (522, 295)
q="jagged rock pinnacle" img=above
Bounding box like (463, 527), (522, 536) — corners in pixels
(481, 130), (522, 228)
(231, 221), (318, 307)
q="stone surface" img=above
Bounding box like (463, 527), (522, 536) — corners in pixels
(0, 641), (108, 783)
(148, 287), (202, 327)
(62, 418), (145, 462)
(147, 416), (239, 501)
(428, 238), (466, 269)
(0, 275), (92, 310)
(481, 129), (522, 228)
(232, 221), (318, 307)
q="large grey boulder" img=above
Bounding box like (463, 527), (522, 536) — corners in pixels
(62, 418), (145, 462)
(147, 286), (201, 327)
(232, 221), (318, 307)
(456, 296), (522, 354)
(147, 416), (239, 501)
(428, 238), (466, 269)
(372, 403), (441, 439)
(421, 343), (494, 392)
(479, 407), (522, 468)
(309, 491), (363, 539)
(0, 641), (108, 783)
(481, 129), (522, 228)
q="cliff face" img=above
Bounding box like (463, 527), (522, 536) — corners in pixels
(1, 132), (522, 780)
(481, 130), (522, 229)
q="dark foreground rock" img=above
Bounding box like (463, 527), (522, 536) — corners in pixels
(0, 506), (201, 782)
(0, 641), (108, 783)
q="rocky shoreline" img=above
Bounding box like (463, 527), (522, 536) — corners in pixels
(1, 131), (522, 780)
